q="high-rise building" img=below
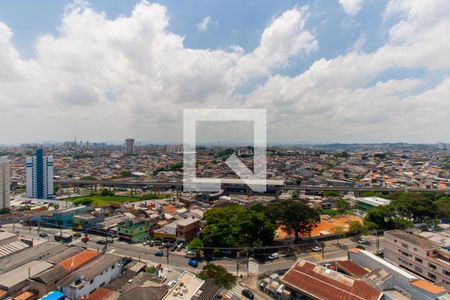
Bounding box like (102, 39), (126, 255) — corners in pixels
(125, 138), (135, 155)
(26, 148), (54, 199)
(0, 156), (10, 209)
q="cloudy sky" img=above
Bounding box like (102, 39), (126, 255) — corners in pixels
(0, 0), (449, 144)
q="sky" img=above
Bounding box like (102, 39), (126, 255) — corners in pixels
(0, 0), (449, 144)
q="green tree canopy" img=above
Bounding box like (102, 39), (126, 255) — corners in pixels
(267, 200), (321, 243)
(198, 263), (236, 289)
(187, 237), (204, 250)
(348, 220), (364, 234)
(201, 204), (275, 248)
(336, 199), (350, 211)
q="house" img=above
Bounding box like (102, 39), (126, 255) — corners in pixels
(176, 217), (200, 242)
(57, 254), (122, 299)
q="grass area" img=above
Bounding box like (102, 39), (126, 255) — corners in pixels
(68, 192), (172, 207)
(69, 195), (139, 207)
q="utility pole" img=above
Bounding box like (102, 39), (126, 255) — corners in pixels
(246, 248), (249, 276)
(166, 247), (170, 272)
(236, 250), (240, 277)
(322, 246), (325, 261)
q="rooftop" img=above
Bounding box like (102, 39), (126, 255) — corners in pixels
(58, 249), (100, 271)
(281, 259), (382, 300)
(336, 260), (370, 278)
(410, 279), (447, 295)
(356, 197), (391, 206)
(162, 272), (205, 300)
(0, 260), (54, 289)
(386, 230), (435, 250)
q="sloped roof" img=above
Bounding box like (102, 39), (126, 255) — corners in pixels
(281, 260), (382, 300)
(336, 260), (370, 278)
(31, 265), (69, 284)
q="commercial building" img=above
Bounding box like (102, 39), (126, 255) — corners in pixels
(125, 138), (135, 155)
(26, 148), (54, 199)
(117, 219), (150, 242)
(176, 217), (200, 242)
(0, 156), (10, 209)
(356, 196), (391, 212)
(384, 230), (450, 290)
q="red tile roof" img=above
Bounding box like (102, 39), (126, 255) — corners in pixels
(336, 260), (370, 278)
(281, 260), (382, 300)
(58, 249), (100, 271)
(83, 288), (116, 300)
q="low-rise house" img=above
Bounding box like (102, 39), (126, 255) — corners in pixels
(176, 217), (200, 242)
(57, 254), (122, 299)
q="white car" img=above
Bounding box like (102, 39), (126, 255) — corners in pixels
(167, 280), (177, 288)
(268, 252), (279, 260)
(312, 246), (322, 252)
(358, 239), (368, 245)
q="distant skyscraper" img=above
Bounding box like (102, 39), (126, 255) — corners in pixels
(26, 148), (54, 199)
(0, 156), (10, 209)
(125, 138), (135, 155)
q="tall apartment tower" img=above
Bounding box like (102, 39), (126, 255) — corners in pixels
(26, 148), (54, 199)
(125, 138), (135, 155)
(0, 156), (10, 209)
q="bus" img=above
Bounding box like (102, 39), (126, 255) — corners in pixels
(54, 232), (72, 243)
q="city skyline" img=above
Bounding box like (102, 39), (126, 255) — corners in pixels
(0, 0), (449, 144)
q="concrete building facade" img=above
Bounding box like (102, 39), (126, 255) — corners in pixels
(384, 230), (450, 290)
(0, 156), (10, 209)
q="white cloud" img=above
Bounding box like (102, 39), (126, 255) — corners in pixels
(197, 16), (211, 31)
(0, 0), (449, 144)
(339, 0), (364, 16)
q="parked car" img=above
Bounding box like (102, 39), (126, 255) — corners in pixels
(185, 250), (197, 258)
(155, 250), (164, 257)
(167, 280), (177, 288)
(39, 232), (48, 238)
(154, 240), (162, 246)
(73, 232), (82, 238)
(97, 240), (106, 245)
(242, 289), (254, 299)
(358, 238), (369, 245)
(170, 244), (177, 251)
(106, 239), (114, 244)
(312, 246), (322, 252)
(268, 252), (279, 260)
(159, 243), (166, 249)
(188, 258), (198, 268)
(142, 241), (148, 246)
(81, 236), (89, 243)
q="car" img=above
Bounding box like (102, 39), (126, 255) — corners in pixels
(81, 236), (89, 243)
(358, 238), (368, 245)
(185, 250), (197, 258)
(188, 258), (199, 268)
(73, 232), (82, 238)
(242, 289), (254, 299)
(170, 244), (177, 251)
(142, 241), (148, 246)
(154, 250), (164, 257)
(312, 246), (322, 252)
(167, 280), (177, 288)
(159, 243), (166, 249)
(39, 232), (48, 238)
(97, 240), (106, 245)
(154, 240), (162, 246)
(268, 252), (279, 260)
(106, 239), (114, 244)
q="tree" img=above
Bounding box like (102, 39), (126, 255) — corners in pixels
(198, 263), (236, 289)
(201, 204), (275, 248)
(270, 200), (321, 243)
(188, 237), (204, 250)
(435, 197), (450, 219)
(336, 199), (350, 211)
(348, 220), (364, 235)
(324, 191), (340, 198)
(391, 193), (437, 222)
(333, 225), (345, 245)
(0, 207), (11, 215)
(100, 188), (114, 196)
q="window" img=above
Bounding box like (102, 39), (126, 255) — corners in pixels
(401, 243), (409, 249)
(413, 247), (417, 251)
(90, 280), (94, 284)
(428, 263), (436, 270)
(443, 270), (450, 276)
(428, 273), (436, 281)
(415, 266), (423, 273)
(415, 257), (423, 263)
(112, 265), (115, 269)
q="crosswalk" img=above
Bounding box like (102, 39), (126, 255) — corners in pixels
(224, 284), (245, 299)
(248, 260), (259, 274)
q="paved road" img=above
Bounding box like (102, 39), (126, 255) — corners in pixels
(1, 224), (382, 275)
